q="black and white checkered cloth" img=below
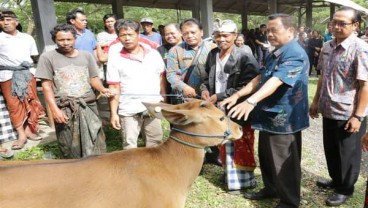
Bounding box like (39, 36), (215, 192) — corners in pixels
(0, 93), (17, 144)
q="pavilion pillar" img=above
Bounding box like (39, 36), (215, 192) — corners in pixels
(31, 0), (58, 129)
(298, 7), (302, 28)
(306, 0), (312, 29)
(112, 0), (124, 19)
(192, 0), (200, 20)
(330, 3), (335, 20)
(200, 0), (213, 38)
(30, 0), (57, 53)
(241, 0), (249, 31)
(268, 0), (277, 14)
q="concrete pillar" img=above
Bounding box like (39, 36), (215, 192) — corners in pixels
(30, 0), (57, 53)
(268, 0), (277, 14)
(31, 0), (58, 129)
(306, 0), (312, 28)
(298, 8), (302, 28)
(200, 0), (213, 38)
(192, 0), (200, 20)
(330, 3), (335, 21)
(112, 0), (124, 19)
(241, 0), (249, 31)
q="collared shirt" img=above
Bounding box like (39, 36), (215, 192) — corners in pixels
(0, 30), (38, 82)
(106, 43), (164, 116)
(166, 40), (215, 93)
(75, 28), (97, 55)
(317, 34), (368, 120)
(252, 40), (310, 134)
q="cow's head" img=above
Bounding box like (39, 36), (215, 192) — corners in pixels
(143, 99), (242, 147)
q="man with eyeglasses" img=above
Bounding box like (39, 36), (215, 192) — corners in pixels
(221, 13), (309, 208)
(310, 6), (368, 207)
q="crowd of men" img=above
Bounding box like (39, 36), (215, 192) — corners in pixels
(0, 5), (367, 208)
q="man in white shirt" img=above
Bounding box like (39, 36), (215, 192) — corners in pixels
(0, 10), (45, 150)
(107, 19), (165, 149)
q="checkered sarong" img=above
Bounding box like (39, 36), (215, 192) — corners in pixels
(224, 141), (256, 190)
(0, 93), (17, 144)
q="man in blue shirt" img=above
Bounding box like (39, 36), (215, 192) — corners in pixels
(140, 17), (162, 45)
(66, 9), (97, 57)
(221, 13), (309, 208)
(324, 22), (333, 42)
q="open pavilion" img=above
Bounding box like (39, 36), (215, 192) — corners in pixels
(29, 0), (367, 56)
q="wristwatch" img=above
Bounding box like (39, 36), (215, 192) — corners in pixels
(353, 114), (364, 122)
(246, 97), (257, 106)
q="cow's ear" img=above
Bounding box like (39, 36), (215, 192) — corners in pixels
(162, 108), (205, 125)
(143, 102), (172, 119)
(142, 102), (202, 125)
(161, 109), (190, 125)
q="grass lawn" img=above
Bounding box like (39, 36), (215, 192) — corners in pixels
(9, 77), (367, 207)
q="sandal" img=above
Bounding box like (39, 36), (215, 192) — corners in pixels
(0, 147), (14, 158)
(27, 135), (43, 141)
(11, 140), (27, 150)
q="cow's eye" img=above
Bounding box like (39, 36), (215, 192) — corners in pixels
(220, 116), (225, 121)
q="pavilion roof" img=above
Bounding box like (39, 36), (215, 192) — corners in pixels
(55, 0), (314, 16)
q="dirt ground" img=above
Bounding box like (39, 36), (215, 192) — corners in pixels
(301, 116), (368, 178)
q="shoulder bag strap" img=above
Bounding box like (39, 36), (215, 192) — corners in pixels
(183, 41), (205, 83)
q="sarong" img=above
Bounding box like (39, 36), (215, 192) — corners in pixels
(219, 123), (256, 190)
(0, 77), (45, 131)
(55, 94), (106, 159)
(0, 93), (17, 144)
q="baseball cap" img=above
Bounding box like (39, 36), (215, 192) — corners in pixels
(212, 19), (237, 34)
(140, 17), (153, 24)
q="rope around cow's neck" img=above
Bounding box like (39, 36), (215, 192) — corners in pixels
(169, 116), (232, 151)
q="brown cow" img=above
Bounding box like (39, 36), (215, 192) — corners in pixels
(0, 99), (242, 208)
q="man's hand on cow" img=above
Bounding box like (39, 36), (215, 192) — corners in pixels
(183, 85), (197, 98)
(227, 101), (254, 121)
(219, 93), (240, 110)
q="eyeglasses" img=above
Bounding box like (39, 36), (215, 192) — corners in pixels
(330, 20), (354, 28)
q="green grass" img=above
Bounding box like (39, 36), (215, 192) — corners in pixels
(308, 77), (318, 103)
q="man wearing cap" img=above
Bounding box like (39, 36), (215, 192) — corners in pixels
(200, 19), (259, 194)
(0, 10), (45, 150)
(221, 14), (309, 207)
(140, 17), (162, 45)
